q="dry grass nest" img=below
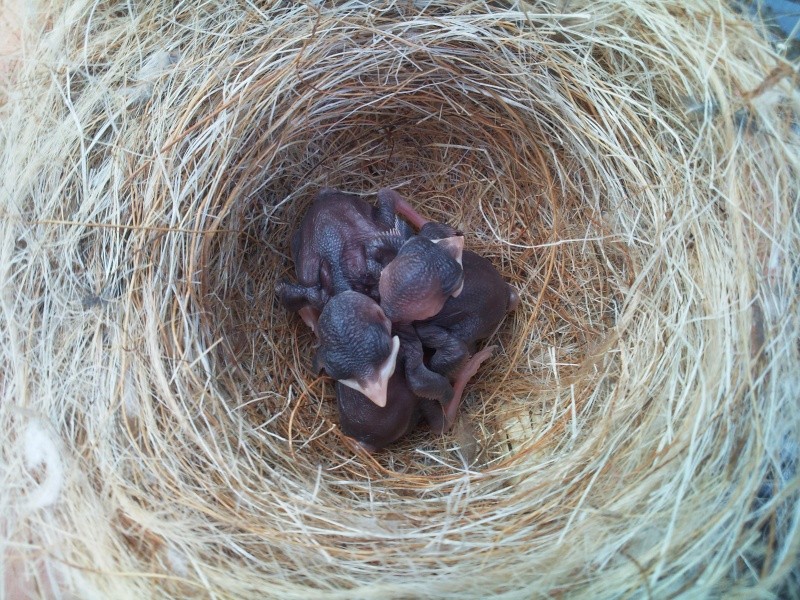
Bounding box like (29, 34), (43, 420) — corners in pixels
(2, 0), (799, 597)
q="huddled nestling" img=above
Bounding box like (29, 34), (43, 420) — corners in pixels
(277, 188), (519, 451)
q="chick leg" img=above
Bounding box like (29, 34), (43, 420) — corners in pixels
(276, 280), (328, 312)
(396, 324), (454, 403)
(405, 359), (454, 403)
(414, 322), (470, 378)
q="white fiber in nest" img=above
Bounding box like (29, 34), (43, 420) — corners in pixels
(120, 50), (179, 105)
(22, 421), (64, 511)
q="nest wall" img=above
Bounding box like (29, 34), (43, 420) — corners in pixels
(1, 0), (799, 598)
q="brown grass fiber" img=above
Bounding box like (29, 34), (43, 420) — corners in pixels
(1, 0), (798, 597)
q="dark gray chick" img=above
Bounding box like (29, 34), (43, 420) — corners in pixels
(336, 339), (496, 451)
(378, 223), (465, 324)
(414, 250), (519, 378)
(276, 188), (414, 330)
(313, 291), (400, 409)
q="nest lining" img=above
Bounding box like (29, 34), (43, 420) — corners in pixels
(1, 0), (799, 598)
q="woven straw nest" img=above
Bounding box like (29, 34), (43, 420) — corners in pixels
(2, 0), (798, 597)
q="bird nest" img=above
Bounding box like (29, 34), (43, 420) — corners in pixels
(2, 0), (799, 597)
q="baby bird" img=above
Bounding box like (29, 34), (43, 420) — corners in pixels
(313, 291), (400, 408)
(336, 338), (496, 451)
(335, 369), (423, 452)
(379, 222), (465, 324)
(277, 188), (413, 330)
(415, 250), (519, 378)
